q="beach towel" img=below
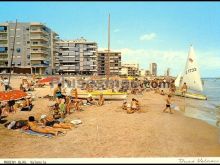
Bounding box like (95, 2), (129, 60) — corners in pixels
(20, 129), (54, 138)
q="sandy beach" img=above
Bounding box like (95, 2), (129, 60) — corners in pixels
(0, 76), (220, 158)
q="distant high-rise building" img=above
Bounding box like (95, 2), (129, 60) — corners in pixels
(149, 63), (157, 76)
(166, 68), (170, 76)
(0, 22), (58, 74)
(57, 38), (98, 75)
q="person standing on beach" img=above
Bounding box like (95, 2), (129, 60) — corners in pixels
(181, 82), (188, 96)
(163, 95), (173, 114)
(53, 83), (63, 104)
(2, 77), (9, 91)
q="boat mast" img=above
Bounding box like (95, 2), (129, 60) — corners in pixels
(8, 19), (18, 86)
(107, 14), (110, 80)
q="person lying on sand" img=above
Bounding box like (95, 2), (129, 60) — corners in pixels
(163, 94), (173, 114)
(97, 94), (105, 106)
(5, 120), (28, 130)
(40, 115), (72, 129)
(28, 116), (64, 136)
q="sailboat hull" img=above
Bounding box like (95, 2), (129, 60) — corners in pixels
(174, 90), (207, 100)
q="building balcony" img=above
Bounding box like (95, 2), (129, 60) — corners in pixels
(0, 44), (8, 47)
(31, 43), (49, 48)
(30, 36), (49, 41)
(31, 63), (49, 67)
(30, 29), (48, 34)
(0, 30), (7, 33)
(31, 50), (49, 54)
(0, 36), (7, 40)
(31, 57), (47, 61)
(0, 52), (8, 54)
(0, 58), (8, 61)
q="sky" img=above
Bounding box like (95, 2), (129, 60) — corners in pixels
(0, 2), (220, 77)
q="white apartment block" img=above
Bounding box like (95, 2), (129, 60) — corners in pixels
(57, 38), (98, 75)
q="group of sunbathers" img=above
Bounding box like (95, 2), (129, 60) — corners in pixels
(0, 95), (33, 117)
(122, 98), (140, 114)
(5, 114), (74, 136)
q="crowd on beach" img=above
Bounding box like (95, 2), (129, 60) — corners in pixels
(0, 75), (189, 137)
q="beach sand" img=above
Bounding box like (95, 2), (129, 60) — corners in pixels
(0, 77), (220, 158)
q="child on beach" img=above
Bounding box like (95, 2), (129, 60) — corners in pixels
(163, 94), (173, 114)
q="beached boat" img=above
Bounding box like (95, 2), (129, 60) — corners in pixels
(174, 45), (207, 100)
(175, 89), (207, 100)
(62, 88), (127, 100)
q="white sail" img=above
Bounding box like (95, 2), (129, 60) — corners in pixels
(181, 45), (203, 92)
(174, 73), (182, 88)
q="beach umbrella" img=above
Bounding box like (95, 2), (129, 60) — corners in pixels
(38, 76), (60, 84)
(0, 90), (28, 102)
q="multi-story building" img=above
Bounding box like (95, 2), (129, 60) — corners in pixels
(57, 38), (98, 75)
(149, 63), (157, 76)
(97, 50), (121, 76)
(121, 63), (139, 77)
(0, 22), (58, 74)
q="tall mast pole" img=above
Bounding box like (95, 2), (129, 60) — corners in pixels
(8, 19), (18, 86)
(107, 14), (110, 80)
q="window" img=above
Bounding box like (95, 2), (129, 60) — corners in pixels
(26, 28), (29, 31)
(16, 48), (21, 53)
(27, 55), (30, 59)
(27, 41), (30, 44)
(0, 26), (7, 32)
(0, 47), (7, 53)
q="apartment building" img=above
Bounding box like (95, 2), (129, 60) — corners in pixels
(0, 22), (58, 74)
(121, 63), (139, 77)
(57, 38), (98, 75)
(97, 50), (121, 76)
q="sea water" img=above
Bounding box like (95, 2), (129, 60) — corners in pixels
(179, 78), (220, 127)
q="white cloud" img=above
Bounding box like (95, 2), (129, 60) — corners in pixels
(139, 33), (157, 41)
(109, 47), (220, 77)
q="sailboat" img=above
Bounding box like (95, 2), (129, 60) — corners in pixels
(174, 45), (207, 100)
